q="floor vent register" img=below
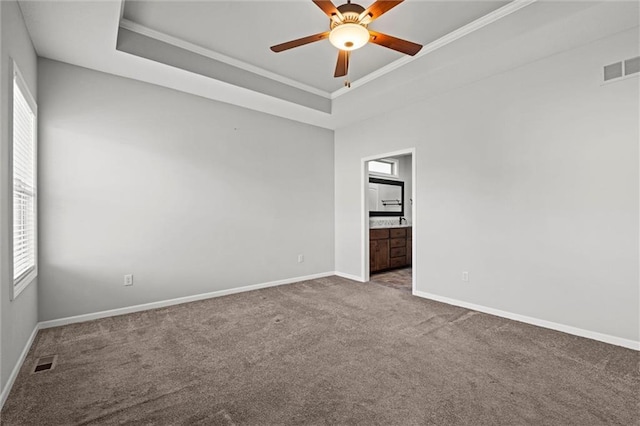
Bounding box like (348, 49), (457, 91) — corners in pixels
(32, 355), (58, 373)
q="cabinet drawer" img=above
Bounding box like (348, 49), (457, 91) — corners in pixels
(390, 228), (406, 238)
(390, 247), (406, 258)
(407, 227), (412, 238)
(389, 256), (407, 268)
(390, 238), (406, 248)
(370, 229), (390, 240)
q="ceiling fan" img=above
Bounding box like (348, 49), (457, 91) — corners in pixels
(270, 0), (423, 81)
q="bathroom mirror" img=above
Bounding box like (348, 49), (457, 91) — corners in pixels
(369, 177), (404, 217)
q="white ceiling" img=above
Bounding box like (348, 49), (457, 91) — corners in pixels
(17, 1), (640, 129)
(121, 0), (508, 93)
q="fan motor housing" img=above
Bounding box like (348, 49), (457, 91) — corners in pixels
(331, 2), (368, 29)
(337, 2), (365, 15)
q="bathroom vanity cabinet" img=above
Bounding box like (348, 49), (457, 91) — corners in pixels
(370, 227), (412, 273)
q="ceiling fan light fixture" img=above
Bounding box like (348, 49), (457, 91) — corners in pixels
(270, 1), (423, 79)
(329, 23), (369, 51)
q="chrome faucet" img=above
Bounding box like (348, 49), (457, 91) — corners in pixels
(399, 217), (407, 225)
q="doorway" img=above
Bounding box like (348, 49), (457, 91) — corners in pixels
(361, 148), (416, 295)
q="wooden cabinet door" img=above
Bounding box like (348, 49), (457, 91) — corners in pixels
(371, 239), (389, 272)
(375, 239), (390, 271)
(370, 240), (378, 272)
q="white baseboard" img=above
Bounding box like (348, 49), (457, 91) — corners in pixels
(334, 271), (364, 282)
(414, 290), (640, 351)
(0, 324), (40, 410)
(39, 271), (334, 329)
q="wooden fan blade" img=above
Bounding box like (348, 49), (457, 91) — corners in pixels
(368, 30), (422, 56)
(312, 0), (343, 20)
(334, 50), (350, 77)
(358, 0), (403, 23)
(270, 32), (330, 52)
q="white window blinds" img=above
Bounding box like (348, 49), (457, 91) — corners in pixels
(13, 69), (37, 287)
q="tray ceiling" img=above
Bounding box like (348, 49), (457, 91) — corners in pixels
(121, 1), (509, 94)
(18, 1), (638, 129)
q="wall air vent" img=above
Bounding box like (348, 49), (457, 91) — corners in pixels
(624, 57), (640, 76)
(604, 62), (623, 81)
(604, 56), (639, 83)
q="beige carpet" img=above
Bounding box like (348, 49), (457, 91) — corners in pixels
(2, 276), (638, 425)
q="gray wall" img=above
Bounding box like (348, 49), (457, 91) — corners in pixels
(335, 28), (639, 342)
(38, 59), (335, 321)
(0, 0), (39, 391)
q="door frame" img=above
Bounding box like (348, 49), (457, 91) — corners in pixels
(361, 148), (417, 295)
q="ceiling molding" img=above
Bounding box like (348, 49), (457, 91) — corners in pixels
(22, 0), (636, 132)
(118, 1), (533, 103)
(118, 0), (125, 22)
(119, 18), (332, 99)
(330, 0), (537, 99)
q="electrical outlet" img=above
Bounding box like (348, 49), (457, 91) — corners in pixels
(462, 271), (469, 282)
(124, 274), (133, 286)
(297, 254), (304, 263)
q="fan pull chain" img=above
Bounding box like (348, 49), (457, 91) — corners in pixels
(344, 57), (351, 88)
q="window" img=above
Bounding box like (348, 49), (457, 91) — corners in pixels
(368, 158), (399, 178)
(12, 62), (37, 298)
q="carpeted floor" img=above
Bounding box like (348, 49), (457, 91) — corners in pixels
(2, 276), (638, 425)
(370, 267), (412, 293)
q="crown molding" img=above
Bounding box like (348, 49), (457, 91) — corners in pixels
(118, 0), (125, 22)
(119, 0), (536, 104)
(119, 18), (333, 99)
(330, 0), (538, 99)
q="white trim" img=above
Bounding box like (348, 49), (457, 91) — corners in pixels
(118, 0), (125, 21)
(12, 269), (37, 300)
(12, 64), (36, 111)
(410, 152), (416, 296)
(361, 148), (416, 289)
(331, 0), (537, 98)
(414, 291), (640, 351)
(361, 157), (368, 281)
(0, 324), (39, 410)
(39, 272), (334, 329)
(334, 271), (365, 282)
(118, 19), (332, 99)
